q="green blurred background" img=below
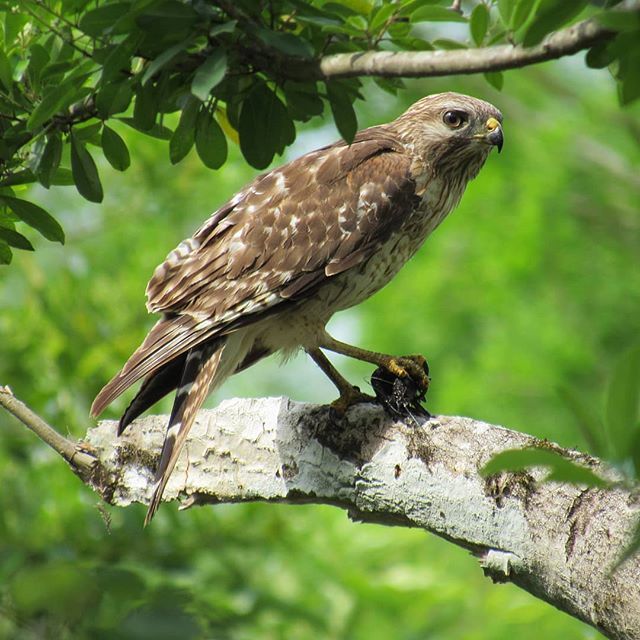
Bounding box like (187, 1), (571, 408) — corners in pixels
(1, 59), (638, 639)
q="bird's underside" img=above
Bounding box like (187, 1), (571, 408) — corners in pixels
(91, 91), (503, 524)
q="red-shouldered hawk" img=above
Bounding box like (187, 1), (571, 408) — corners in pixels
(91, 92), (503, 524)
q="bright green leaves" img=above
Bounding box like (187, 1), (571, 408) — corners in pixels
(522, 0), (588, 47)
(191, 50), (228, 102)
(102, 125), (131, 171)
(239, 83), (294, 169)
(70, 131), (104, 203)
(470, 4), (490, 46)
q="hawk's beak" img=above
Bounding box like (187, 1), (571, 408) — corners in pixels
(485, 117), (503, 153)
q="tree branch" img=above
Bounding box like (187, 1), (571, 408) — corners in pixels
(77, 397), (640, 640)
(3, 390), (639, 638)
(314, 12), (621, 80)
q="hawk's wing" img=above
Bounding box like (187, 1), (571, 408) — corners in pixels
(92, 128), (419, 415)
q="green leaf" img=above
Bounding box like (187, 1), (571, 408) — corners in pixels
(34, 133), (62, 189)
(411, 6), (467, 23)
(484, 71), (504, 91)
(605, 343), (640, 461)
(0, 196), (65, 243)
(118, 117), (173, 140)
(136, 1), (198, 34)
(470, 4), (490, 46)
(101, 125), (131, 171)
(251, 27), (314, 59)
(70, 132), (104, 203)
(195, 107), (227, 169)
(370, 4), (396, 32)
(481, 447), (608, 488)
(95, 80), (134, 118)
(239, 83), (293, 169)
(326, 83), (358, 143)
(497, 0), (514, 26)
(79, 3), (132, 37)
(0, 47), (13, 90)
(142, 39), (191, 85)
(595, 10), (640, 32)
(191, 50), (227, 101)
(0, 226), (34, 251)
(510, 0), (536, 31)
(0, 240), (11, 264)
(284, 82), (324, 122)
(522, 0), (588, 47)
(585, 41), (615, 69)
(133, 82), (158, 131)
(209, 20), (237, 38)
(27, 84), (76, 131)
(169, 96), (199, 164)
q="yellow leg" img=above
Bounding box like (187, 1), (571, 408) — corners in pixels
(317, 334), (430, 393)
(306, 347), (375, 412)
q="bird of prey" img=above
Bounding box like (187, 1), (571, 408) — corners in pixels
(91, 91), (503, 524)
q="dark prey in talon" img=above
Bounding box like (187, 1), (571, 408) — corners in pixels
(90, 92), (502, 524)
(371, 361), (431, 421)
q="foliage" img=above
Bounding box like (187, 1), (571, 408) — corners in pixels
(1, 0), (640, 263)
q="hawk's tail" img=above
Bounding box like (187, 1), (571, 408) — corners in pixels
(144, 340), (226, 526)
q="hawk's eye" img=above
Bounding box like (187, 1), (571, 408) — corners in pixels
(442, 110), (467, 129)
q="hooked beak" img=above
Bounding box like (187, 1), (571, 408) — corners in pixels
(485, 117), (503, 153)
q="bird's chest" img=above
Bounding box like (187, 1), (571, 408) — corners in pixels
(327, 178), (458, 310)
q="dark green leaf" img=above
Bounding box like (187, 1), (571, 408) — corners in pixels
(191, 50), (227, 101)
(209, 20), (237, 38)
(133, 82), (158, 131)
(102, 125), (131, 171)
(34, 133), (62, 189)
(169, 96), (199, 164)
(605, 343), (640, 460)
(96, 80), (134, 118)
(0, 240), (11, 264)
(585, 41), (614, 69)
(484, 71), (504, 90)
(481, 447), (608, 487)
(0, 196), (65, 243)
(595, 10), (640, 32)
(284, 82), (324, 121)
(70, 132), (104, 203)
(195, 108), (227, 169)
(411, 6), (467, 23)
(142, 39), (191, 85)
(252, 27), (314, 59)
(0, 47), (13, 90)
(0, 226), (34, 251)
(118, 117), (173, 140)
(326, 83), (358, 143)
(239, 83), (293, 169)
(433, 38), (468, 50)
(78, 3), (132, 37)
(522, 0), (588, 47)
(136, 1), (198, 33)
(470, 4), (490, 46)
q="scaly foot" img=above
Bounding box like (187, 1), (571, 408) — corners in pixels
(385, 354), (430, 392)
(330, 385), (376, 415)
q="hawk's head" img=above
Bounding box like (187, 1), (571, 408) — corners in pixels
(393, 92), (503, 180)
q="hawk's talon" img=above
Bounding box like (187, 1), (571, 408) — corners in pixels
(385, 355), (430, 392)
(330, 386), (376, 415)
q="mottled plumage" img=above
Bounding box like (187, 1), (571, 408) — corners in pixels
(91, 92), (503, 524)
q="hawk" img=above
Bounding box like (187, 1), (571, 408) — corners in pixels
(91, 92), (503, 524)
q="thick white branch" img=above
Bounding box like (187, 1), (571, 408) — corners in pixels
(83, 397), (639, 640)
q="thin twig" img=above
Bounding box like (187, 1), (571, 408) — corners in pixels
(0, 386), (95, 472)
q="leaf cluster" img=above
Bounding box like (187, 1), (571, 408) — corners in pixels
(0, 0), (639, 264)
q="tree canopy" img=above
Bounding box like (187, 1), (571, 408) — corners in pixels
(1, 0), (639, 263)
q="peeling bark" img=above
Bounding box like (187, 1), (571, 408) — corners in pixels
(81, 397), (640, 640)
